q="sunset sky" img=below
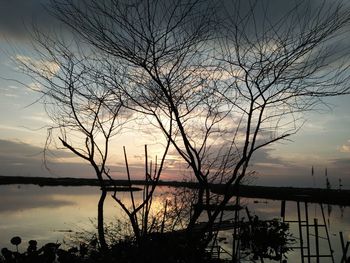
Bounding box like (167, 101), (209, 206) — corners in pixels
(0, 0), (350, 188)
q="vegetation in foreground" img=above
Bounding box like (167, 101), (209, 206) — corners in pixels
(0, 234), (223, 263)
(1, 214), (295, 263)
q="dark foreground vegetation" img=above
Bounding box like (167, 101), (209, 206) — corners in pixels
(0, 234), (229, 263)
(1, 214), (294, 263)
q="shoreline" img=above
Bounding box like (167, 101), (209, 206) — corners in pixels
(0, 175), (349, 206)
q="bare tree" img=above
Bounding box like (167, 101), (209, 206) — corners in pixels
(47, 0), (225, 235)
(206, 0), (350, 229)
(17, 32), (130, 250)
(23, 0), (350, 254)
(18, 22), (176, 252)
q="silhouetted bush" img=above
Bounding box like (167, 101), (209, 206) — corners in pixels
(0, 233), (219, 263)
(239, 216), (295, 262)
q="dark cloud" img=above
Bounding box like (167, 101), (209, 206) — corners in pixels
(0, 139), (142, 179)
(0, 139), (75, 159)
(250, 148), (350, 189)
(0, 139), (91, 177)
(248, 148), (311, 187)
(0, 0), (54, 40)
(0, 138), (348, 188)
(1, 0), (348, 42)
(166, 140), (315, 186)
(328, 157), (350, 182)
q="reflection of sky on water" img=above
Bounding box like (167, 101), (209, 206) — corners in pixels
(0, 185), (171, 250)
(0, 185), (110, 249)
(0, 185), (349, 262)
(0, 185), (76, 212)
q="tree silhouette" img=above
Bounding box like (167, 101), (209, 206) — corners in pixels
(19, 0), (350, 253)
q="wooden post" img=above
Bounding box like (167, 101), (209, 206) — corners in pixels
(297, 201), (305, 263)
(245, 206), (252, 222)
(305, 202), (311, 263)
(314, 218), (320, 263)
(340, 232), (345, 254)
(232, 196), (240, 263)
(340, 232), (349, 263)
(281, 200), (286, 219)
(341, 242), (349, 263)
(320, 204), (334, 263)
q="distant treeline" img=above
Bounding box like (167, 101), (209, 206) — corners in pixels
(0, 175), (349, 206)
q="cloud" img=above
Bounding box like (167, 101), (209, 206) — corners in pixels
(339, 145), (350, 153)
(0, 86), (20, 99)
(27, 82), (43, 92)
(328, 157), (350, 178)
(0, 0), (347, 42)
(3, 93), (18, 98)
(0, 139), (73, 158)
(0, 139), (43, 157)
(0, 139), (85, 178)
(16, 55), (60, 79)
(0, 124), (40, 134)
(0, 137), (349, 188)
(0, 139), (147, 179)
(338, 140), (350, 153)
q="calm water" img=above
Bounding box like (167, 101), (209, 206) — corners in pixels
(0, 185), (349, 262)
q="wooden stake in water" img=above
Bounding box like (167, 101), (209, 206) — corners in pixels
(297, 201), (305, 263)
(305, 202), (311, 263)
(280, 200), (286, 220)
(320, 204), (334, 263)
(340, 232), (350, 263)
(314, 218), (320, 263)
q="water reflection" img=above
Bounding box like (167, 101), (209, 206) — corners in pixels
(0, 185), (170, 250)
(0, 185), (103, 249)
(0, 185), (349, 262)
(0, 185), (76, 213)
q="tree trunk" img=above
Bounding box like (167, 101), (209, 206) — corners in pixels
(98, 189), (108, 251)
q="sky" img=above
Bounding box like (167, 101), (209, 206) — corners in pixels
(0, 0), (350, 188)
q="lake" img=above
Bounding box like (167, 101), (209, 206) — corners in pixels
(0, 185), (349, 262)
